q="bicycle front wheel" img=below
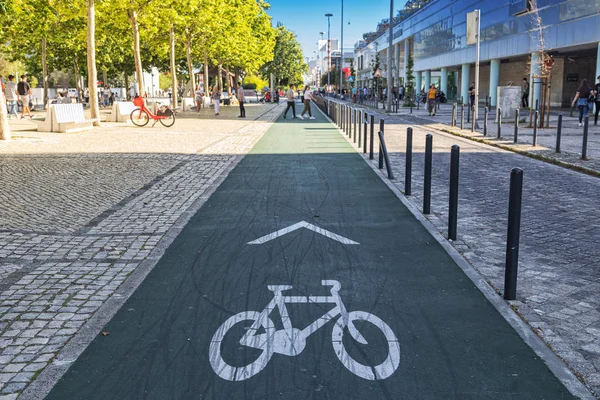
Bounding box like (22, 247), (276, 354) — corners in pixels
(159, 109), (175, 127)
(332, 311), (400, 380)
(130, 108), (150, 127)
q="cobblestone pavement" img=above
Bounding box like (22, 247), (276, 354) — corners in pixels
(0, 103), (284, 399)
(353, 100), (600, 173)
(332, 105), (600, 397)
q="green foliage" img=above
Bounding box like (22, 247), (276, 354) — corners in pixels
(243, 74), (268, 90)
(159, 73), (171, 91)
(260, 25), (307, 86)
(403, 53), (415, 106)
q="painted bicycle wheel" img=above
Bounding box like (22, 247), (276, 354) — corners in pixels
(159, 109), (175, 127)
(331, 310), (400, 380)
(130, 108), (149, 127)
(209, 311), (275, 381)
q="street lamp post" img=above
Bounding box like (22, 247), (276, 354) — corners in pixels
(150, 72), (154, 98)
(386, 0), (393, 111)
(325, 13), (333, 94)
(319, 32), (325, 89)
(340, 0), (344, 97)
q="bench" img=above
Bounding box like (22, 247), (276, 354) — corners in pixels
(108, 101), (136, 122)
(35, 104), (95, 133)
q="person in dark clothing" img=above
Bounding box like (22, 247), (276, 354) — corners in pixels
(521, 77), (529, 109)
(594, 75), (600, 126)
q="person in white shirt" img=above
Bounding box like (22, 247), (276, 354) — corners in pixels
(194, 85), (203, 114)
(283, 84), (297, 119)
(300, 86), (314, 119)
(4, 75), (19, 119)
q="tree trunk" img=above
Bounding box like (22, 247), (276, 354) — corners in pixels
(217, 63), (222, 93)
(87, 0), (100, 126)
(74, 57), (83, 103)
(203, 51), (209, 94)
(170, 26), (178, 107)
(42, 37), (49, 107)
(0, 88), (11, 140)
(234, 67), (240, 88)
(124, 72), (129, 101)
(185, 30), (196, 93)
(130, 10), (144, 96)
(102, 69), (107, 88)
(225, 65), (231, 95)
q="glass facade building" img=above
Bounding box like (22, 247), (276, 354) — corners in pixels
(354, 0), (600, 106)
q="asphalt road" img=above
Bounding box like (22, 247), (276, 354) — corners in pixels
(46, 108), (575, 400)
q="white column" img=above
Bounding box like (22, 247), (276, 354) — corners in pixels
(440, 67), (448, 97)
(415, 72), (422, 94)
(424, 70), (431, 90)
(489, 59), (500, 107)
(461, 63), (470, 104)
(530, 52), (542, 110)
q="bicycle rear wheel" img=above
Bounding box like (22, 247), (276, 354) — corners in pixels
(159, 109), (175, 127)
(130, 108), (150, 127)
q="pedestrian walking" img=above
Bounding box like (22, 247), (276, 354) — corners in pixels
(300, 86), (314, 119)
(283, 84), (297, 119)
(17, 75), (32, 119)
(212, 85), (221, 116)
(594, 75), (600, 126)
(4, 75), (19, 119)
(427, 84), (437, 116)
(571, 79), (594, 127)
(521, 77), (529, 109)
(237, 82), (246, 118)
(194, 85), (203, 114)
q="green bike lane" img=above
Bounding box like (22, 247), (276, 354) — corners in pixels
(46, 109), (575, 399)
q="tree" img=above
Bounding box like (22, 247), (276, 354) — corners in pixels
(87, 0), (100, 125)
(260, 25), (306, 86)
(403, 53), (415, 106)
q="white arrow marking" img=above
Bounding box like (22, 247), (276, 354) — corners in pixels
(247, 221), (359, 245)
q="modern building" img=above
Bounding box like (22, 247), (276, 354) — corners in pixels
(354, 0), (600, 106)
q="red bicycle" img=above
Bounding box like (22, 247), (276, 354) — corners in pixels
(130, 96), (176, 127)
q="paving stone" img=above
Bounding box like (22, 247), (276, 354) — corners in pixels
(0, 104), (284, 396)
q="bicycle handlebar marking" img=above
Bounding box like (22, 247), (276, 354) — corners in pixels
(209, 280), (400, 381)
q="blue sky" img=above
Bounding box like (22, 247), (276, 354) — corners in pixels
(267, 0), (397, 58)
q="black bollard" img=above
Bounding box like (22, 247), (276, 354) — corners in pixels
(363, 114), (367, 153)
(423, 134), (433, 214)
(448, 145), (460, 241)
(582, 116), (589, 160)
(471, 107), (475, 132)
(497, 108), (502, 138)
(379, 119), (385, 169)
(378, 131), (394, 179)
(460, 105), (464, 129)
(535, 99), (539, 111)
(369, 114), (375, 160)
(357, 111), (362, 147)
(514, 109), (519, 143)
(504, 168), (523, 301)
(452, 103), (457, 127)
(556, 114), (562, 153)
(467, 103), (471, 123)
(533, 111), (538, 147)
(483, 107), (488, 136)
(405, 127), (413, 195)
(353, 109), (357, 143)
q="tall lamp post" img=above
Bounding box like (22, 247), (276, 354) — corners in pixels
(319, 32), (325, 88)
(340, 0), (344, 96)
(325, 13), (333, 94)
(386, 0), (393, 111)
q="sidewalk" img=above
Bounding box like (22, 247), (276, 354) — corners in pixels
(330, 100), (600, 397)
(0, 102), (283, 399)
(43, 105), (581, 399)
(349, 99), (600, 176)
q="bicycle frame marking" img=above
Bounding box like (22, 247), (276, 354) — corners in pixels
(210, 280), (400, 382)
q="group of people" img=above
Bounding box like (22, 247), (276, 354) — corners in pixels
(282, 84), (315, 120)
(572, 76), (600, 126)
(2, 74), (33, 119)
(192, 83), (248, 118)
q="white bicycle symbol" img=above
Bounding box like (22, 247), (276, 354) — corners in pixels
(209, 280), (400, 381)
